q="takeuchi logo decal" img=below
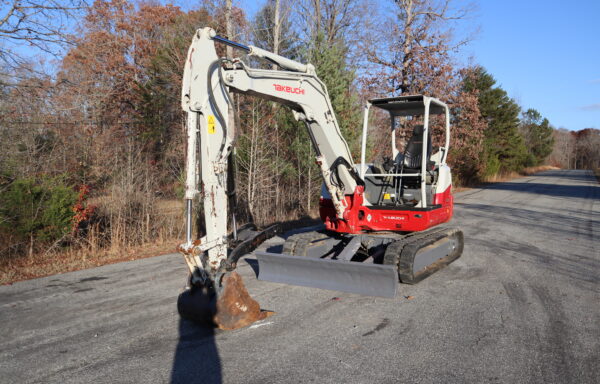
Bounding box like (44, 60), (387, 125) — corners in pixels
(273, 84), (305, 95)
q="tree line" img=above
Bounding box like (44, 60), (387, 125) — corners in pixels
(0, 0), (596, 260)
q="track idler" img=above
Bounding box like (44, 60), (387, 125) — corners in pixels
(177, 271), (272, 330)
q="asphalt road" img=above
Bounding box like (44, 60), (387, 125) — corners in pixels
(1, 170), (598, 384)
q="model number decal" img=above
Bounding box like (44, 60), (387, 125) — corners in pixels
(382, 215), (406, 221)
(273, 84), (305, 95)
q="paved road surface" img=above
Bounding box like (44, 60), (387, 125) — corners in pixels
(1, 170), (598, 383)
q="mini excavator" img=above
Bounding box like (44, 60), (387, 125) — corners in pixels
(177, 28), (464, 329)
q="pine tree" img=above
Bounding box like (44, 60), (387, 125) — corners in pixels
(308, 32), (362, 157)
(463, 66), (527, 174)
(520, 109), (554, 166)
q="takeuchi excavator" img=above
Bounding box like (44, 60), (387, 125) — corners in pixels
(177, 27), (464, 329)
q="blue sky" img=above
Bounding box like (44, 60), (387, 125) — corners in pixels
(236, 0), (600, 130)
(9, 0), (598, 130)
(463, 0), (600, 130)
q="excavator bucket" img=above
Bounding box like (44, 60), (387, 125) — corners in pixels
(177, 225), (278, 329)
(178, 271), (273, 330)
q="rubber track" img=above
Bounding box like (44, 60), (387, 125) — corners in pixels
(382, 226), (450, 266)
(383, 227), (463, 284)
(282, 231), (330, 256)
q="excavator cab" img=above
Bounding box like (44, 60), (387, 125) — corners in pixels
(358, 95), (450, 209)
(262, 95), (461, 297)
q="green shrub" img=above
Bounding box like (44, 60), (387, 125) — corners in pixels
(0, 176), (78, 244)
(523, 153), (538, 168)
(484, 154), (501, 177)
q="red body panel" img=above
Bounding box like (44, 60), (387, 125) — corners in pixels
(319, 186), (453, 234)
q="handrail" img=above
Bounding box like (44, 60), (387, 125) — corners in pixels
(365, 173), (421, 177)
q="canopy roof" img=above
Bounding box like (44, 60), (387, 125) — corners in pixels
(369, 95), (447, 116)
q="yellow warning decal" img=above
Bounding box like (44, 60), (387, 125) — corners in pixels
(383, 193), (391, 200)
(207, 115), (216, 134)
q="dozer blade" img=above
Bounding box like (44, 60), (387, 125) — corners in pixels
(178, 271), (273, 330)
(256, 252), (398, 298)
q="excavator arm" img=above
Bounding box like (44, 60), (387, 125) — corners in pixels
(221, 62), (364, 214)
(177, 27), (362, 329)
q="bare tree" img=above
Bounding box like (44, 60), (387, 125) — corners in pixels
(225, 0), (233, 57)
(272, 0), (281, 58)
(0, 0), (87, 81)
(363, 0), (475, 95)
(293, 0), (368, 55)
(574, 129), (600, 170)
(548, 128), (576, 168)
(548, 128), (600, 170)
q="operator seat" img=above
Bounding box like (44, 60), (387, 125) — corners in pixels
(398, 125), (435, 189)
(402, 124), (432, 171)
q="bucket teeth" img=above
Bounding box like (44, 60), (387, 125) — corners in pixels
(177, 271), (273, 330)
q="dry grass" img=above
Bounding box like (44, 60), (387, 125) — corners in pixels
(1, 166), (566, 285)
(1, 197), (185, 285)
(482, 165), (559, 183)
(0, 204), (320, 285)
(453, 186), (472, 193)
(454, 165), (560, 192)
(0, 237), (179, 285)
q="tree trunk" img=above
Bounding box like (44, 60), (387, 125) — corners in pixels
(272, 0), (281, 59)
(225, 0), (233, 59)
(314, 0), (321, 40)
(399, 0), (415, 94)
(272, 0), (281, 220)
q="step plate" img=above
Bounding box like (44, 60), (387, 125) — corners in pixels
(256, 252), (398, 298)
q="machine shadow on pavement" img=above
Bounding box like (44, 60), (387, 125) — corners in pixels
(170, 319), (222, 384)
(244, 258), (260, 278)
